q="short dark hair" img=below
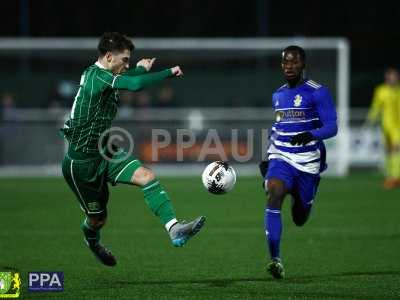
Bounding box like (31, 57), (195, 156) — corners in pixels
(97, 32), (134, 57)
(282, 45), (306, 61)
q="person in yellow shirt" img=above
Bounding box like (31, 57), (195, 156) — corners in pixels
(367, 67), (400, 189)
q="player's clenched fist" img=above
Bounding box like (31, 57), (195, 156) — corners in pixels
(136, 58), (156, 71)
(170, 66), (183, 77)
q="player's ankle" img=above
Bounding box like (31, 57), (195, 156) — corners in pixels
(165, 218), (178, 232)
(271, 257), (282, 263)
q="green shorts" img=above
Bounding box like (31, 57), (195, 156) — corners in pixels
(62, 147), (142, 216)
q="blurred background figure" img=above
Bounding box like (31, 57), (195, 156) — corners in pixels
(154, 84), (177, 107)
(46, 80), (77, 112)
(225, 96), (245, 107)
(366, 67), (400, 189)
(119, 91), (135, 107)
(118, 90), (135, 119)
(0, 92), (17, 165)
(0, 92), (17, 120)
(133, 91), (152, 108)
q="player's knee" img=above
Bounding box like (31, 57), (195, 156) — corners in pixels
(267, 180), (286, 207)
(88, 216), (106, 229)
(131, 167), (156, 186)
(267, 179), (285, 195)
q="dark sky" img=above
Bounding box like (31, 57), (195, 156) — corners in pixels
(4, 0), (400, 105)
(5, 1), (398, 37)
(5, 1), (400, 68)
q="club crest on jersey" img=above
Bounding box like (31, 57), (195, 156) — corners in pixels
(293, 94), (302, 107)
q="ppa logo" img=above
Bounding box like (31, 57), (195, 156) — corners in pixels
(28, 272), (64, 292)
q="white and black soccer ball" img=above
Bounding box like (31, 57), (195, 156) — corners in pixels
(201, 161), (236, 194)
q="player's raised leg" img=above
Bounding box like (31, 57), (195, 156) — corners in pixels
(290, 172), (320, 226)
(291, 197), (311, 226)
(114, 162), (206, 247)
(133, 167), (206, 247)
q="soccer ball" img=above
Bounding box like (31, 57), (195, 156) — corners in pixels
(201, 161), (236, 194)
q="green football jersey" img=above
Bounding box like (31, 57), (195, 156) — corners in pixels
(61, 62), (172, 153)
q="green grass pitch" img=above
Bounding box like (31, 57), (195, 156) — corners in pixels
(1, 173), (399, 299)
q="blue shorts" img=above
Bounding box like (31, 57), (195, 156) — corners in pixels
(265, 159), (321, 209)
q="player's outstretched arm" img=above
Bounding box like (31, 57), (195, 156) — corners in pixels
(113, 66), (183, 91)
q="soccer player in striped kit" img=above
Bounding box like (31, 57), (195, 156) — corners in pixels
(61, 32), (205, 266)
(259, 46), (338, 279)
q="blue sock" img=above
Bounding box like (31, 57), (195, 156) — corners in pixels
(265, 208), (282, 260)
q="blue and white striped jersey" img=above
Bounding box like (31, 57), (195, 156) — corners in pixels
(267, 79), (338, 174)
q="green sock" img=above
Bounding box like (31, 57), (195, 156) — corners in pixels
(81, 218), (100, 246)
(142, 179), (176, 225)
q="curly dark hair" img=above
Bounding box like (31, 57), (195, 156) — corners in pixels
(97, 32), (134, 57)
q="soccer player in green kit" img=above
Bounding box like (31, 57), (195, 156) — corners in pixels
(61, 32), (205, 266)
